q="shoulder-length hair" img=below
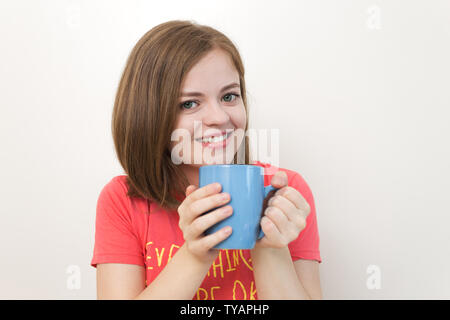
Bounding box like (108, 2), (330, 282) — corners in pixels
(112, 20), (252, 211)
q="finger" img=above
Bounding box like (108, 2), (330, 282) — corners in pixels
(188, 191), (231, 223)
(185, 205), (233, 240)
(264, 206), (292, 237)
(275, 186), (310, 213)
(194, 225), (233, 252)
(268, 194), (307, 229)
(259, 215), (286, 248)
(267, 194), (297, 222)
(179, 183), (222, 228)
(185, 185), (197, 197)
(270, 171), (288, 188)
(183, 182), (221, 210)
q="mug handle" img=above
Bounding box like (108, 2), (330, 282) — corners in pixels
(258, 185), (279, 240)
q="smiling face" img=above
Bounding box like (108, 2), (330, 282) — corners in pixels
(170, 48), (247, 172)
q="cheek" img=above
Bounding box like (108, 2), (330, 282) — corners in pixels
(230, 104), (247, 129)
(170, 117), (195, 148)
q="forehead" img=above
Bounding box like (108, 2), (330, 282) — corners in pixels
(180, 49), (239, 93)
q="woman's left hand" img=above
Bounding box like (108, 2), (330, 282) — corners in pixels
(255, 171), (311, 249)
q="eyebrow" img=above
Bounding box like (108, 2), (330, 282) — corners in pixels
(180, 82), (240, 98)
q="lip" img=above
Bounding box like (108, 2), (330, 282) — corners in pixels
(195, 131), (233, 149)
(195, 129), (233, 142)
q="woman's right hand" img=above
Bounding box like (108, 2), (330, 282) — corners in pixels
(177, 182), (233, 264)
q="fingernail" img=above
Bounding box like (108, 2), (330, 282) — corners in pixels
(222, 206), (232, 214)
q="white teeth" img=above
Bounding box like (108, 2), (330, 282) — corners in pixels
(199, 132), (230, 143)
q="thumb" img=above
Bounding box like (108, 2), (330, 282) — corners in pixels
(271, 170), (288, 188)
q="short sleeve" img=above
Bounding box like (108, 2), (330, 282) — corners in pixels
(90, 177), (145, 268)
(287, 173), (322, 263)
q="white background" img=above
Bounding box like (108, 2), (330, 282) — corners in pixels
(1, 0), (449, 299)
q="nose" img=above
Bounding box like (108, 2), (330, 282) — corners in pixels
(201, 101), (231, 126)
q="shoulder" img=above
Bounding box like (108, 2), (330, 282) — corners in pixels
(95, 175), (150, 233)
(96, 175), (134, 216)
(97, 175), (132, 203)
(101, 175), (129, 193)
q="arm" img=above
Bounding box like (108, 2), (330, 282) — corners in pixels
(250, 247), (311, 299)
(293, 259), (322, 299)
(96, 243), (215, 300)
(94, 181), (234, 300)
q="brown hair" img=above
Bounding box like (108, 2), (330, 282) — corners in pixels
(112, 20), (252, 211)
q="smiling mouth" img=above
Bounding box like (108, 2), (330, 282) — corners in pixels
(195, 130), (233, 144)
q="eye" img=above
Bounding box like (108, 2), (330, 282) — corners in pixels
(180, 100), (198, 110)
(179, 92), (241, 110)
(223, 92), (240, 102)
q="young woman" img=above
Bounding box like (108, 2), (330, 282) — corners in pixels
(91, 20), (322, 300)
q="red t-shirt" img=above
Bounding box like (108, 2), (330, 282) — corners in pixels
(91, 161), (321, 300)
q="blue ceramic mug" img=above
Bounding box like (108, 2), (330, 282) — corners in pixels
(199, 164), (278, 249)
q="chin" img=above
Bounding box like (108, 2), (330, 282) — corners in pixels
(183, 154), (236, 166)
